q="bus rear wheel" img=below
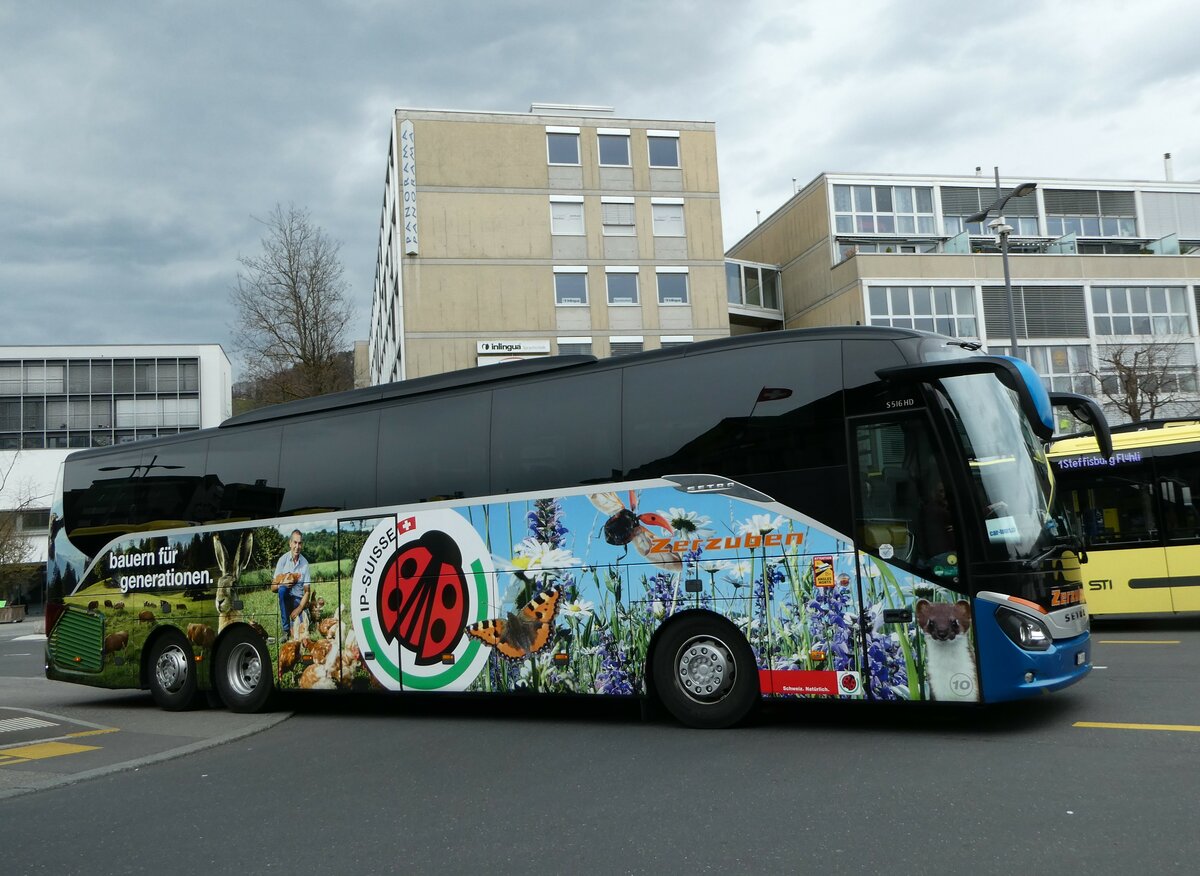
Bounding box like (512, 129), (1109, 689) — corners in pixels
(652, 615), (759, 729)
(214, 626), (274, 713)
(148, 630), (199, 711)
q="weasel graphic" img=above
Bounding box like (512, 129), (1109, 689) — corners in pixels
(915, 599), (978, 702)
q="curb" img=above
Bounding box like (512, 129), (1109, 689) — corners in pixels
(0, 709), (293, 801)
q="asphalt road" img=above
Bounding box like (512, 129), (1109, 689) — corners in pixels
(2, 614), (1200, 875)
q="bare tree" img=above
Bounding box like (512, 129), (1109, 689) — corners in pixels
(1089, 339), (1199, 423)
(231, 204), (355, 403)
(0, 453), (39, 605)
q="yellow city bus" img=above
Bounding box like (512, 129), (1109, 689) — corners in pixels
(1049, 420), (1200, 616)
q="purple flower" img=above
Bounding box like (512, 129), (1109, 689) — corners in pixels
(525, 498), (577, 601)
(594, 628), (637, 695)
(806, 585), (856, 672)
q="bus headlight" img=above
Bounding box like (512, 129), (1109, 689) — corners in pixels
(996, 606), (1052, 651)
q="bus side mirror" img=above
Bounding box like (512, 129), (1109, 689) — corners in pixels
(1048, 392), (1113, 459)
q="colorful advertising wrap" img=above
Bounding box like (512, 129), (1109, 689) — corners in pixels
(54, 477), (979, 703)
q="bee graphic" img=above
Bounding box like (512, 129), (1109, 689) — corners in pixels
(588, 491), (682, 574)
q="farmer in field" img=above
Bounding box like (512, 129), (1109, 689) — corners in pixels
(271, 529), (310, 640)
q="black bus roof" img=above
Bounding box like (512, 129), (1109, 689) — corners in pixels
(221, 326), (929, 428)
(65, 325), (934, 460)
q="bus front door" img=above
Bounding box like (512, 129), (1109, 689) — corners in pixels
(850, 410), (977, 703)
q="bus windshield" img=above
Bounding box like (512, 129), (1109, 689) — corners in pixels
(940, 373), (1063, 562)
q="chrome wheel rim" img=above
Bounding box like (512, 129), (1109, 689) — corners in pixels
(155, 644), (191, 693)
(224, 642), (262, 697)
(675, 635), (735, 704)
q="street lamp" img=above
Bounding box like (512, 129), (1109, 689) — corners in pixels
(965, 171), (1037, 359)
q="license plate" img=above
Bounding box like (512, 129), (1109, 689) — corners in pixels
(1075, 651), (1087, 666)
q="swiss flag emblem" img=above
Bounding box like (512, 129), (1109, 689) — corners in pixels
(397, 516), (417, 534)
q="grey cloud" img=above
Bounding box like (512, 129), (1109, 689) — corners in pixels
(3, 0), (1199, 369)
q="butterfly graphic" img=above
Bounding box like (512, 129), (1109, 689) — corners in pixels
(465, 588), (561, 660)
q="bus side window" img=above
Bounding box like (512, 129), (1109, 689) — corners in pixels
(491, 371), (621, 494)
(1157, 450), (1200, 541)
(1068, 464), (1159, 546)
(621, 339), (849, 533)
(279, 410), (379, 514)
(377, 391), (492, 505)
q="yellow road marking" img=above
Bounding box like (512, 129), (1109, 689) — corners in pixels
(65, 728), (118, 739)
(1075, 721), (1200, 733)
(1094, 640), (1180, 645)
(0, 741), (101, 766)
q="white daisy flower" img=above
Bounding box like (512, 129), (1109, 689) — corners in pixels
(737, 513), (785, 536)
(561, 599), (594, 622)
(660, 507), (714, 539)
(509, 538), (581, 581)
(724, 560), (753, 584)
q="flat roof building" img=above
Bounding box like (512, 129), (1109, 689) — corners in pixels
(0, 344), (231, 605)
(727, 170), (1200, 421)
(369, 104), (728, 383)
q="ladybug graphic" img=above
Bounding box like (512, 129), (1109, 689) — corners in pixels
(377, 530), (469, 665)
(838, 672), (859, 694)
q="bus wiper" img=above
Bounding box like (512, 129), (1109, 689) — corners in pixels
(1022, 544), (1062, 569)
(1023, 533), (1084, 569)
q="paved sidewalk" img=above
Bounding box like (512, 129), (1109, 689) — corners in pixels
(0, 674), (290, 800)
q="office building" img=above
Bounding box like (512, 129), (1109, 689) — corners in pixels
(0, 344), (231, 604)
(369, 104), (728, 383)
(726, 169), (1200, 419)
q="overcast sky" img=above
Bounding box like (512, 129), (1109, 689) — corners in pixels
(4, 0), (1199, 376)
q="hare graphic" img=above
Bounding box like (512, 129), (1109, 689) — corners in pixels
(213, 532), (254, 632)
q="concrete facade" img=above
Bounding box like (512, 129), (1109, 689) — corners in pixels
(370, 106), (728, 383)
(727, 172), (1200, 420)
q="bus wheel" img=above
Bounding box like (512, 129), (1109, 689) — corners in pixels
(148, 630), (199, 711)
(652, 616), (759, 729)
(214, 626), (273, 713)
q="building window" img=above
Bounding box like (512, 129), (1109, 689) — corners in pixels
(648, 132), (680, 168)
(553, 268), (588, 306)
(726, 261), (742, 305)
(651, 201), (685, 236)
(868, 285), (978, 337)
(0, 355), (202, 446)
(1044, 189), (1137, 238)
(0, 400), (18, 430)
(550, 199), (585, 235)
(834, 184), (935, 235)
(941, 185), (1038, 237)
(657, 270), (689, 305)
(23, 364), (65, 394)
(597, 130), (630, 166)
(1091, 286), (1190, 335)
(0, 365), (19, 395)
(601, 199), (636, 236)
(557, 337), (593, 356)
(660, 336), (694, 349)
(943, 215), (1040, 237)
(610, 337), (644, 356)
(1026, 345), (1093, 395)
(546, 130), (580, 165)
(606, 269), (639, 305)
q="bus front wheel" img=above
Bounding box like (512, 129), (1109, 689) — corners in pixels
(652, 615), (759, 729)
(147, 630), (199, 711)
(214, 626), (273, 713)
